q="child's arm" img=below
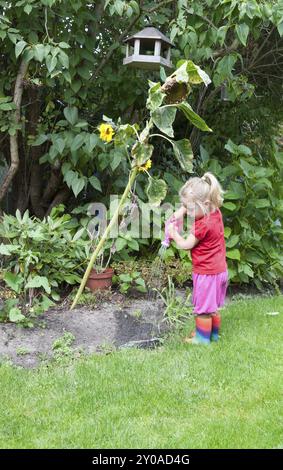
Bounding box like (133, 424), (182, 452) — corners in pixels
(172, 205), (187, 220)
(168, 224), (199, 250)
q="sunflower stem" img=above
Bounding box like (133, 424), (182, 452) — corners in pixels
(70, 167), (138, 309)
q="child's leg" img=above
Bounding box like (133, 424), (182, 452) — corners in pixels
(185, 314), (212, 344)
(211, 312), (221, 341)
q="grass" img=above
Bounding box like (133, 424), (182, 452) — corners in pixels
(0, 295), (282, 449)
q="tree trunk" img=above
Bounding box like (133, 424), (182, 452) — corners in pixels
(41, 162), (62, 208)
(45, 184), (71, 216)
(27, 87), (45, 218)
(0, 59), (28, 209)
(13, 134), (29, 213)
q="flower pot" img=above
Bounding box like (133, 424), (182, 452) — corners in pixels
(86, 268), (114, 291)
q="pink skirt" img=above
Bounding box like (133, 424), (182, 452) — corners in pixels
(192, 270), (228, 314)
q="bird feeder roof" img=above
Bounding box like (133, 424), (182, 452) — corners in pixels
(124, 26), (174, 47)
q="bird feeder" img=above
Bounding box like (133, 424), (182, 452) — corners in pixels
(123, 26), (174, 71)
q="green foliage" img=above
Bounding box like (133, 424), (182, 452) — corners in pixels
(113, 271), (147, 294)
(146, 178), (167, 207)
(0, 0), (282, 291)
(171, 139), (194, 173)
(112, 255), (193, 290)
(199, 142), (283, 287)
(51, 332), (79, 363)
(0, 206), (94, 322)
(154, 276), (192, 325)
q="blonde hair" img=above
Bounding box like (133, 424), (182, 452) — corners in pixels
(179, 172), (224, 211)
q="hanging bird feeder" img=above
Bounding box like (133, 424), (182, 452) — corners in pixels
(123, 26), (174, 71)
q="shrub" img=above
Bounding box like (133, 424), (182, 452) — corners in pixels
(0, 206), (93, 323)
(198, 142), (283, 288)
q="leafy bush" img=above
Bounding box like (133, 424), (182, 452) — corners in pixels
(0, 206), (93, 323)
(113, 271), (147, 294)
(199, 142), (283, 288)
(112, 255), (193, 290)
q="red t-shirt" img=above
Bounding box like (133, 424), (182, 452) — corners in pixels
(190, 208), (227, 275)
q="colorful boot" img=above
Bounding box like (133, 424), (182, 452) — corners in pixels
(185, 315), (212, 345)
(211, 313), (221, 341)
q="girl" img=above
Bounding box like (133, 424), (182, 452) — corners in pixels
(168, 172), (228, 345)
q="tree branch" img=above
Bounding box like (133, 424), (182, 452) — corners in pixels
(249, 26), (276, 68)
(91, 0), (175, 80)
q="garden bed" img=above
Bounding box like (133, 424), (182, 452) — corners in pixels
(0, 293), (168, 368)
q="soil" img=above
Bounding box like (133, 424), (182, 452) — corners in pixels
(0, 293), (169, 368)
(0, 283), (277, 369)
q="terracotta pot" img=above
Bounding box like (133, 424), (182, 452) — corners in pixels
(86, 267), (114, 291)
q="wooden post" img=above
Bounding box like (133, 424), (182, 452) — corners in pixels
(134, 39), (140, 55)
(154, 40), (161, 57)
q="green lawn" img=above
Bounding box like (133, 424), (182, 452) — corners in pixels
(0, 295), (282, 449)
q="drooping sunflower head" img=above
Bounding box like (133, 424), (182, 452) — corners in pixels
(99, 123), (115, 142)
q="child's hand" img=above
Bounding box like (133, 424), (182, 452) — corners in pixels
(167, 223), (178, 238)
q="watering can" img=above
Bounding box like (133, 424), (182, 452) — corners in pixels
(161, 215), (182, 248)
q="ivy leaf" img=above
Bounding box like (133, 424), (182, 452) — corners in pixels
(53, 137), (65, 154)
(71, 177), (85, 198)
(78, 66), (91, 80)
(15, 40), (27, 58)
(59, 42), (70, 49)
(24, 4), (33, 14)
(71, 80), (82, 93)
(86, 134), (99, 153)
(71, 134), (85, 152)
(146, 178), (167, 206)
(34, 44), (46, 62)
(46, 54), (57, 73)
(89, 176), (102, 192)
(32, 134), (49, 146)
(64, 107), (78, 126)
(171, 139), (194, 172)
(236, 23), (249, 46)
(64, 169), (77, 188)
(177, 102), (212, 132)
(152, 106), (176, 137)
(59, 50), (69, 69)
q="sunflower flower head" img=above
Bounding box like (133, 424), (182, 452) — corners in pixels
(99, 123), (115, 142)
(138, 159), (152, 172)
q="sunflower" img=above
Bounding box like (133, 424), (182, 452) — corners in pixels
(99, 123), (114, 142)
(138, 159), (152, 172)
